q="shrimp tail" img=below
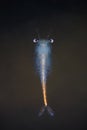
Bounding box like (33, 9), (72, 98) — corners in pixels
(38, 105), (54, 117)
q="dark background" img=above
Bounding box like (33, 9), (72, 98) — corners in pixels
(0, 0), (87, 129)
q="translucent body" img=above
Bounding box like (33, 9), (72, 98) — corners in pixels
(35, 40), (51, 83)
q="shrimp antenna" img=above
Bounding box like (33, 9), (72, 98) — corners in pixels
(35, 28), (40, 39)
(47, 28), (53, 39)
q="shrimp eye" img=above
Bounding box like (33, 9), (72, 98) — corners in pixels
(50, 39), (54, 43)
(33, 38), (38, 43)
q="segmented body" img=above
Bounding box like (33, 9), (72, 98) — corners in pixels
(35, 40), (52, 83)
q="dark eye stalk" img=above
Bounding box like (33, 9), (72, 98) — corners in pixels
(50, 39), (54, 43)
(33, 38), (38, 43)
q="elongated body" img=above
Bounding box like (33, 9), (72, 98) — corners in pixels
(33, 38), (54, 116)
